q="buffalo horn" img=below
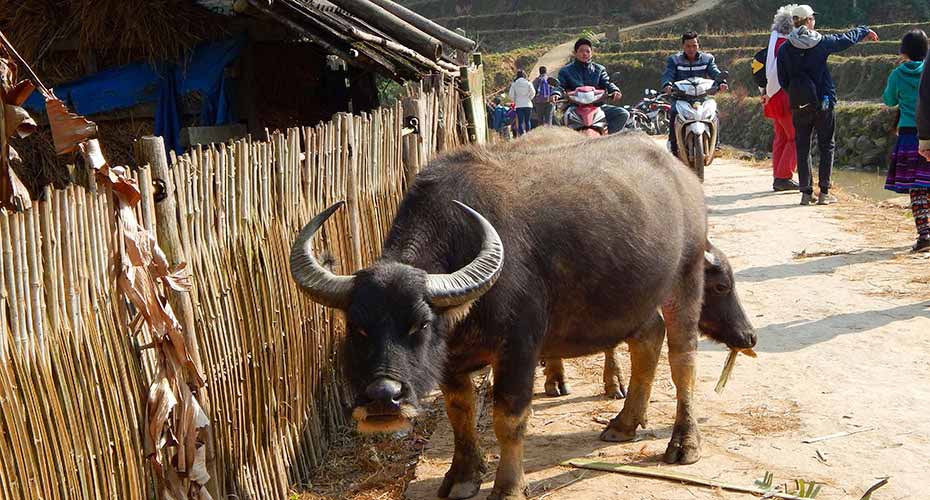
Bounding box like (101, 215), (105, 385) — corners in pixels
(425, 201), (504, 308)
(290, 201), (355, 309)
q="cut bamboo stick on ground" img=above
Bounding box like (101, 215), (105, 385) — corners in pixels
(801, 427), (875, 444)
(563, 459), (820, 500)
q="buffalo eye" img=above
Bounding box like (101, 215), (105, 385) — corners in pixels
(409, 320), (430, 336)
(357, 329), (368, 337)
(713, 283), (730, 295)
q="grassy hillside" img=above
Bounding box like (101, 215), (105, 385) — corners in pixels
(590, 21), (930, 104)
(637, 0), (930, 36)
(397, 0), (693, 51)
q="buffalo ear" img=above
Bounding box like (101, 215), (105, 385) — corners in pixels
(438, 301), (475, 329)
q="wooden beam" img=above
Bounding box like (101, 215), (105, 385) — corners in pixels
(317, 0), (444, 60)
(365, 0), (476, 52)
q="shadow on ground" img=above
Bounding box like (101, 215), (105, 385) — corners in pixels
(735, 248), (900, 282)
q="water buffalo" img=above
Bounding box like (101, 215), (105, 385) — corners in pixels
(290, 128), (756, 500)
(542, 241), (755, 399)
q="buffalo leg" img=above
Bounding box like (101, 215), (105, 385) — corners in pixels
(438, 373), (487, 499)
(661, 262), (703, 465)
(543, 349), (626, 398)
(601, 314), (664, 442)
(602, 348), (628, 399)
(542, 358), (569, 396)
(488, 359), (535, 500)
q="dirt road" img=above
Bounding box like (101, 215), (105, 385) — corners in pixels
(406, 149), (930, 499)
(530, 0), (723, 78)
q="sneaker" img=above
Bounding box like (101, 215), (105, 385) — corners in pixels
(773, 178), (799, 192)
(817, 193), (837, 205)
(800, 193), (816, 205)
(913, 238), (930, 253)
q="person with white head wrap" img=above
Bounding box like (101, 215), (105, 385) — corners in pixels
(763, 4), (800, 191)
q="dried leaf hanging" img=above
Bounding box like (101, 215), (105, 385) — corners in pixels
(46, 98), (98, 155)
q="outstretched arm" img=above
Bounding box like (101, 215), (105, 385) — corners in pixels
(821, 26), (875, 54)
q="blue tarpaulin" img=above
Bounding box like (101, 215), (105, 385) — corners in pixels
(25, 37), (245, 154)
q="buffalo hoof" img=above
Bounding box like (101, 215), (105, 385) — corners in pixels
(604, 384), (626, 400)
(487, 485), (529, 500)
(663, 428), (701, 465)
(437, 460), (487, 499)
(544, 381), (570, 397)
(599, 424), (637, 442)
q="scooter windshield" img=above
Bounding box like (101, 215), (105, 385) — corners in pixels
(571, 89), (604, 105)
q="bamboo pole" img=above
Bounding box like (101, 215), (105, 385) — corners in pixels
(139, 137), (205, 372)
(216, 143), (228, 244)
(24, 208), (44, 356)
(366, 0), (475, 51)
(39, 192), (60, 335)
(0, 211), (9, 358)
(1, 212), (20, 347)
(11, 213), (31, 355)
(344, 114), (364, 270)
(137, 166), (157, 236)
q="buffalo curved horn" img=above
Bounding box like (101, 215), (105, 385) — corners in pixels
(290, 201), (355, 309)
(425, 201), (505, 308)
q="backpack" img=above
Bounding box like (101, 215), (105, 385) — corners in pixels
(751, 48), (767, 89)
(784, 48), (818, 110)
(534, 76), (553, 102)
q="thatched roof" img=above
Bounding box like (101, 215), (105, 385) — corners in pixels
(1, 0), (473, 84)
(0, 1), (229, 84)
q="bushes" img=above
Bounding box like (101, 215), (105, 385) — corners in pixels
(716, 95), (898, 169)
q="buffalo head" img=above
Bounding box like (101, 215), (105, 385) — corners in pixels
(700, 242), (757, 349)
(290, 201), (504, 433)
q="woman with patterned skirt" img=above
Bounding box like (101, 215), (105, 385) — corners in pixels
(883, 30), (930, 252)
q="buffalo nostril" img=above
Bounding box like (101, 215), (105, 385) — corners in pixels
(747, 332), (758, 347)
(365, 377), (403, 405)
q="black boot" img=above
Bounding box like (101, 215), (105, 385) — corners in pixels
(773, 178), (799, 192)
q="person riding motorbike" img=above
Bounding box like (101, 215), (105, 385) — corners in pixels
(550, 38), (629, 133)
(662, 31), (729, 156)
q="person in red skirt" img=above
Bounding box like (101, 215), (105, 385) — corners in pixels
(883, 30), (930, 253)
(762, 5), (799, 192)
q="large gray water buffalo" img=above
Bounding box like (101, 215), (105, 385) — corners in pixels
(290, 127), (756, 500)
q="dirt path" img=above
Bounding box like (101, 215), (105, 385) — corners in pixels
(530, 0), (723, 78)
(406, 148), (930, 499)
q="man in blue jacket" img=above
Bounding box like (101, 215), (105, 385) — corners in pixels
(661, 31), (728, 156)
(777, 5), (878, 205)
(550, 38), (628, 133)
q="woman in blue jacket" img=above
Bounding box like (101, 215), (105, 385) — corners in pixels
(884, 30), (930, 252)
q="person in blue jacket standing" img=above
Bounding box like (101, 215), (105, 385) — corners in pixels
(661, 31), (728, 157)
(777, 5), (879, 206)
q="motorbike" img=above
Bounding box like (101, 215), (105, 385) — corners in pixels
(558, 84), (610, 137)
(635, 89), (671, 136)
(622, 104), (650, 132)
(669, 71), (728, 181)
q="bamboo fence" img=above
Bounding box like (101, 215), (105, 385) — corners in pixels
(0, 79), (467, 500)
